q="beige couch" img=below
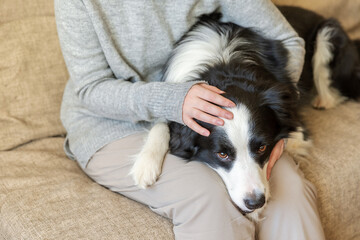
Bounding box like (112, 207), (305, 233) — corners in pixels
(0, 0), (359, 239)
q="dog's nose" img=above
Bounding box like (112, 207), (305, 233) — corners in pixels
(244, 192), (266, 210)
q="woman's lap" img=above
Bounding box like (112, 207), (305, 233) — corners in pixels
(84, 132), (325, 240)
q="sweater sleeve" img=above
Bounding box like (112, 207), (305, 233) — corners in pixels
(54, 0), (198, 124)
(221, 0), (305, 83)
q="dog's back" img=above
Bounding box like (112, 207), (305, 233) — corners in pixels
(279, 6), (360, 108)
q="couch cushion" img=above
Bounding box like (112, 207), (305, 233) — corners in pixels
(0, 16), (68, 151)
(299, 102), (360, 240)
(0, 138), (174, 239)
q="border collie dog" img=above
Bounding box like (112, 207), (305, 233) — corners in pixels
(131, 7), (360, 221)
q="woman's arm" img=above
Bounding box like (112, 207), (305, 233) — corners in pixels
(55, 0), (200, 124)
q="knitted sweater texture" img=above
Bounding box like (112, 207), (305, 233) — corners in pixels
(54, 0), (305, 168)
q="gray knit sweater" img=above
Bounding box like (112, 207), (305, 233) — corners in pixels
(54, 0), (305, 169)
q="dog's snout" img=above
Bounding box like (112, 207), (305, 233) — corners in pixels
(244, 192), (266, 210)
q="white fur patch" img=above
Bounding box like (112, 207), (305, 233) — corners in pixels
(285, 126), (313, 157)
(212, 105), (269, 219)
(312, 26), (347, 109)
(164, 24), (252, 83)
(130, 122), (170, 189)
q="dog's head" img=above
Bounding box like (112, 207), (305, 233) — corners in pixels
(169, 78), (299, 217)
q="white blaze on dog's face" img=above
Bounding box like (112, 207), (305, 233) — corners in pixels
(207, 105), (270, 214)
(221, 105), (268, 212)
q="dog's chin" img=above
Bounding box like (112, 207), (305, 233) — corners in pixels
(246, 207), (264, 222)
(234, 203), (266, 223)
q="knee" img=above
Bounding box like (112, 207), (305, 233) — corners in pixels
(175, 163), (241, 219)
(169, 164), (255, 238)
(271, 154), (317, 201)
(189, 167), (232, 208)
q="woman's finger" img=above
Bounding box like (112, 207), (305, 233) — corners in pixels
(200, 84), (225, 94)
(196, 98), (233, 120)
(182, 83), (237, 136)
(191, 107), (224, 126)
(198, 86), (236, 108)
(184, 116), (210, 136)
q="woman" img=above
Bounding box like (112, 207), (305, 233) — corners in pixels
(55, 0), (325, 239)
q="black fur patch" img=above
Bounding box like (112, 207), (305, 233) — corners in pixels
(279, 6), (360, 101)
(167, 13), (300, 169)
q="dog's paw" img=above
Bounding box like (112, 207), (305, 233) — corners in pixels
(312, 91), (346, 110)
(312, 95), (334, 109)
(130, 122), (170, 189)
(130, 152), (163, 189)
(285, 127), (313, 157)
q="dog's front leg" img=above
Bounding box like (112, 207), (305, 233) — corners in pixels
(130, 122), (170, 189)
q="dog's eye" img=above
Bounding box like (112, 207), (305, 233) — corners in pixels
(216, 152), (229, 160)
(257, 145), (267, 154)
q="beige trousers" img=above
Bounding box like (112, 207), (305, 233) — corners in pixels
(84, 132), (325, 240)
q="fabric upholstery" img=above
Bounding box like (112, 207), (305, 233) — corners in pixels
(300, 103), (360, 240)
(0, 17), (67, 150)
(0, 138), (173, 239)
(0, 0), (359, 239)
(0, 0), (54, 24)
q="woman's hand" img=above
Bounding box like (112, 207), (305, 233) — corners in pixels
(267, 139), (285, 180)
(182, 83), (236, 136)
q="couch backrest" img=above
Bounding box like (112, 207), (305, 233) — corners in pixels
(0, 0), (54, 24)
(0, 0), (68, 150)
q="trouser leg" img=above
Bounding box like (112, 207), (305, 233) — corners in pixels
(84, 132), (255, 240)
(84, 132), (325, 240)
(257, 153), (326, 240)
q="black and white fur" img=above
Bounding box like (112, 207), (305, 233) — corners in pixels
(131, 8), (360, 221)
(279, 6), (360, 109)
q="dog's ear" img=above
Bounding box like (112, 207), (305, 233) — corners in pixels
(198, 9), (222, 22)
(256, 38), (291, 84)
(261, 83), (300, 140)
(169, 122), (199, 159)
(239, 28), (290, 83)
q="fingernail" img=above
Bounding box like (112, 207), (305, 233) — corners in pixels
(216, 120), (224, 126)
(203, 130), (210, 136)
(226, 113), (233, 119)
(228, 102), (236, 107)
